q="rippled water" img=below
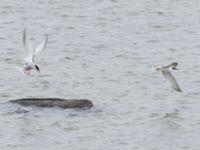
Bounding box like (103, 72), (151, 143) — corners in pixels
(0, 0), (200, 149)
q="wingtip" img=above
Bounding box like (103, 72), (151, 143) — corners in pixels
(177, 88), (182, 93)
(44, 34), (48, 48)
(44, 34), (49, 48)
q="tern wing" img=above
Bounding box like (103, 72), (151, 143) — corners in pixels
(162, 71), (182, 92)
(23, 28), (34, 63)
(34, 35), (48, 58)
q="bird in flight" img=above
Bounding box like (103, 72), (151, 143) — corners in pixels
(152, 62), (182, 92)
(22, 28), (48, 76)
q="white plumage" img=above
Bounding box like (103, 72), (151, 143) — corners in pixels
(22, 28), (48, 76)
(153, 62), (182, 92)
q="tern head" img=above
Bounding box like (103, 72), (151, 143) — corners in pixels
(35, 65), (40, 73)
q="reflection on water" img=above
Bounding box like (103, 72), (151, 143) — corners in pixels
(0, 0), (200, 149)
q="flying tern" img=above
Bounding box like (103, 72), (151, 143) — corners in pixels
(152, 62), (182, 92)
(22, 28), (48, 76)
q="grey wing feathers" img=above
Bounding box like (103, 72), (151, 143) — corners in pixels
(34, 35), (48, 57)
(23, 28), (34, 63)
(162, 71), (182, 92)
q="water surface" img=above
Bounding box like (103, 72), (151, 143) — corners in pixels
(0, 0), (200, 149)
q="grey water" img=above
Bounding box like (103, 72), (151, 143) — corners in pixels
(0, 0), (200, 149)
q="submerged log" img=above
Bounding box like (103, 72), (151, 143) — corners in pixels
(10, 98), (93, 109)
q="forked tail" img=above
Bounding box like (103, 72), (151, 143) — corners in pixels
(152, 65), (160, 73)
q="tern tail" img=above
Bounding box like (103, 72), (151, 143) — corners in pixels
(152, 65), (160, 73)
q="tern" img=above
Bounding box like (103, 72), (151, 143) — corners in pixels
(22, 28), (48, 76)
(152, 62), (182, 92)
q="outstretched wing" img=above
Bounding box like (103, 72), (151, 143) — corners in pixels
(34, 35), (48, 58)
(23, 28), (34, 63)
(162, 71), (182, 92)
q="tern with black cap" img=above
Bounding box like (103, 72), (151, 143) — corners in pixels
(22, 28), (48, 76)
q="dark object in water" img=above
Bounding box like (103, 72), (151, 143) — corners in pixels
(10, 98), (93, 109)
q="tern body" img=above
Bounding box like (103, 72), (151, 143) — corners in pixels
(153, 62), (182, 92)
(22, 28), (48, 76)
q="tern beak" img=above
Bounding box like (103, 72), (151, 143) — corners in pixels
(35, 65), (40, 73)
